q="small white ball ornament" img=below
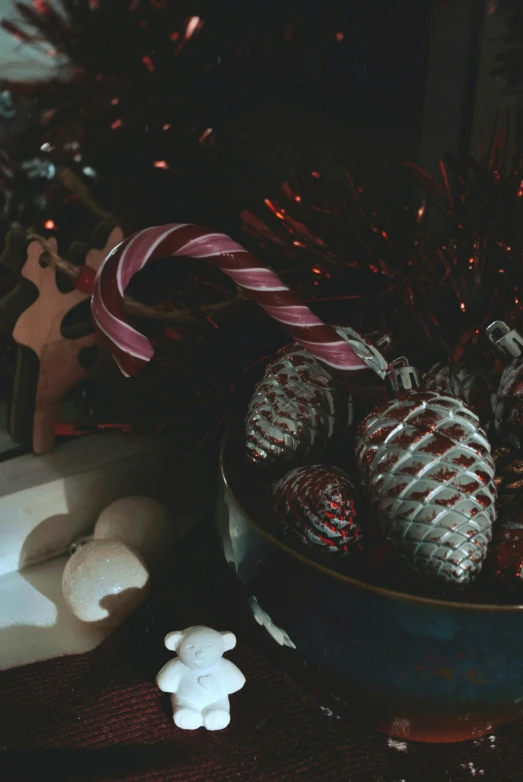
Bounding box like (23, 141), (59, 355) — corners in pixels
(62, 539), (150, 624)
(94, 496), (174, 568)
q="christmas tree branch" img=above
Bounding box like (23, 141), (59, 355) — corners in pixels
(57, 168), (115, 223)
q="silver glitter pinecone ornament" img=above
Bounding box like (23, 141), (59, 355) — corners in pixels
(356, 382), (497, 586)
(245, 327), (387, 466)
(486, 321), (523, 448)
(423, 362), (495, 427)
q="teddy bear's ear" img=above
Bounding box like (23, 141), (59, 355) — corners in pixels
(164, 631), (184, 651)
(221, 631), (236, 651)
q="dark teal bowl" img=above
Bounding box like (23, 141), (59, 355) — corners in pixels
(216, 426), (523, 743)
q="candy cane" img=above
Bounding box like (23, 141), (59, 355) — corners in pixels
(91, 224), (385, 395)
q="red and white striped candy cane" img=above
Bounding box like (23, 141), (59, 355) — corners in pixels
(92, 224), (385, 395)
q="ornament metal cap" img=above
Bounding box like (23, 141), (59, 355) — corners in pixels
(375, 334), (392, 352)
(486, 321), (523, 361)
(386, 357), (421, 394)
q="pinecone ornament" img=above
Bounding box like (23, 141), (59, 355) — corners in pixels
(486, 321), (523, 448)
(423, 362), (495, 427)
(489, 446), (523, 589)
(495, 363), (523, 447)
(245, 327), (387, 466)
(267, 464), (362, 554)
(491, 518), (523, 589)
(356, 361), (497, 587)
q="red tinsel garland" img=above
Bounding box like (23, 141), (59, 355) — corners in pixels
(242, 124), (523, 370)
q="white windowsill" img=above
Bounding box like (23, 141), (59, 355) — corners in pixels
(0, 555), (108, 670)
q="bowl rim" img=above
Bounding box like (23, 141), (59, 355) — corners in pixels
(220, 426), (523, 613)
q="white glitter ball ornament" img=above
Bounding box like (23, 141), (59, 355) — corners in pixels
(94, 495), (174, 568)
(62, 539), (150, 624)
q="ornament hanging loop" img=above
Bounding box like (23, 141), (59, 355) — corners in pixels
(386, 357), (421, 395)
(486, 321), (523, 362)
(69, 535), (93, 556)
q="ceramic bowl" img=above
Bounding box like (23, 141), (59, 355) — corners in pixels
(216, 425), (523, 744)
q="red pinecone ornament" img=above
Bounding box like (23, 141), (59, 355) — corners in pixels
(356, 389), (497, 586)
(268, 465), (362, 554)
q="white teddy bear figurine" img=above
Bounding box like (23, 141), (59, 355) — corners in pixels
(156, 625), (246, 731)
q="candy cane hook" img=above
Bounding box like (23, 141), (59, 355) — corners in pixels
(91, 224), (385, 395)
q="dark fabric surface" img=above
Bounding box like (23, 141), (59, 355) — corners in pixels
(0, 523), (522, 782)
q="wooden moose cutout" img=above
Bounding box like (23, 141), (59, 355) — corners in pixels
(12, 225), (124, 454)
(0, 224), (39, 334)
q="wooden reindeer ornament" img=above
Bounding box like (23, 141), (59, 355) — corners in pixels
(0, 223), (39, 333)
(12, 224), (124, 454)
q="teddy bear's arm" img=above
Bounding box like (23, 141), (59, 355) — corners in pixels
(219, 659), (246, 694)
(156, 658), (184, 693)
